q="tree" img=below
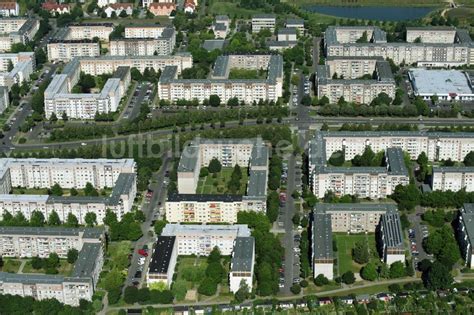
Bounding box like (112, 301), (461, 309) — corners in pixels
(342, 271), (356, 284)
(84, 212), (97, 227)
(67, 248), (79, 264)
(391, 184), (421, 211)
(389, 261), (406, 278)
(30, 210), (45, 227)
(206, 262), (225, 283)
(70, 187), (78, 196)
(422, 261), (453, 290)
(62, 112), (68, 121)
(154, 220), (167, 236)
(46, 252), (60, 269)
(31, 256), (43, 269)
(290, 283), (301, 294)
(48, 211), (61, 226)
(328, 150), (344, 166)
(356, 31), (368, 43)
(104, 209), (118, 226)
(208, 158), (222, 173)
(464, 151), (474, 166)
(199, 167), (209, 177)
(198, 278), (217, 296)
(314, 274), (329, 286)
(134, 211), (146, 222)
(209, 94), (221, 107)
(360, 262), (378, 281)
(124, 286), (139, 304)
(119, 9), (128, 18)
(66, 213), (79, 227)
(50, 183), (63, 196)
(84, 182), (99, 197)
(207, 246), (221, 264)
(352, 241), (369, 264)
(49, 112), (58, 123)
(235, 279), (250, 302)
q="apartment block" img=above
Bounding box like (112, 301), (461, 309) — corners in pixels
(65, 23), (114, 41)
(0, 1), (19, 17)
(0, 18), (39, 52)
(325, 26), (474, 66)
(0, 86), (8, 113)
(309, 132), (409, 199)
(0, 52), (34, 112)
(161, 224), (250, 256)
(0, 226), (105, 306)
(212, 15), (230, 39)
(147, 225), (255, 293)
(285, 18), (304, 35)
(47, 40), (100, 62)
(457, 204), (474, 269)
(158, 54), (283, 104)
(378, 210), (405, 265)
(314, 203), (397, 233)
(316, 57), (396, 104)
(431, 167), (474, 192)
(252, 14), (275, 33)
(0, 158), (137, 224)
(44, 58), (131, 119)
(229, 237), (255, 293)
(110, 27), (175, 56)
(167, 137), (269, 223)
(148, 3), (176, 16)
(313, 131), (474, 162)
(312, 211), (334, 280)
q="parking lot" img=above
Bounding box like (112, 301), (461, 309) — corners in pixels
(122, 82), (154, 120)
(408, 207), (433, 270)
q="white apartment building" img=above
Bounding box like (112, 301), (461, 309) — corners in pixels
(316, 57), (396, 104)
(315, 203), (396, 233)
(110, 27), (175, 56)
(316, 131), (474, 162)
(124, 25), (171, 39)
(406, 27), (456, 44)
(0, 18), (39, 52)
(44, 59), (130, 119)
(0, 1), (19, 17)
(147, 225), (254, 293)
(0, 158), (137, 224)
(47, 40), (100, 62)
(0, 226), (105, 306)
(65, 23), (114, 41)
(252, 14), (275, 33)
(161, 224), (250, 256)
(0, 87), (8, 113)
(158, 54), (283, 104)
(212, 15), (230, 39)
(431, 167), (474, 192)
(285, 18), (304, 35)
(277, 28), (297, 42)
(325, 26), (474, 67)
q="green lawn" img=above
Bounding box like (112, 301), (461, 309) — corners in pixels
(208, 0), (268, 17)
(172, 257), (208, 301)
(1, 259), (21, 273)
(0, 106), (16, 126)
(22, 260), (73, 276)
(196, 167), (248, 195)
(11, 187), (113, 197)
(334, 233), (378, 275)
(105, 241), (132, 271)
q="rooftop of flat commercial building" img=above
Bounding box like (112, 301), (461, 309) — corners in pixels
(313, 212), (333, 260)
(0, 226), (104, 239)
(148, 236), (176, 274)
(315, 203), (397, 213)
(381, 211), (404, 249)
(162, 224), (251, 237)
(409, 68), (473, 96)
(231, 237), (254, 272)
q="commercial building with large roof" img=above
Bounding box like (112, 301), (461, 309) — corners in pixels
(409, 68), (474, 102)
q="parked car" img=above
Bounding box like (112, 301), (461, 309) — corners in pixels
(138, 249), (148, 257)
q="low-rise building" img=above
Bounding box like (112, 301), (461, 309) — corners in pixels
(277, 28), (297, 42)
(0, 18), (39, 52)
(0, 1), (19, 16)
(431, 167), (474, 192)
(147, 236), (177, 288)
(316, 57), (396, 104)
(285, 18), (304, 35)
(252, 14), (275, 33)
(41, 1), (71, 14)
(378, 210), (405, 265)
(0, 226), (105, 306)
(148, 2), (175, 16)
(158, 54), (283, 104)
(409, 68), (474, 102)
(312, 211), (334, 280)
(104, 3), (133, 17)
(229, 237), (255, 293)
(212, 15), (230, 39)
(457, 204), (474, 269)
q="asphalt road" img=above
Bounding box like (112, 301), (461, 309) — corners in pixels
(408, 206), (432, 270)
(125, 155), (171, 288)
(122, 82), (152, 121)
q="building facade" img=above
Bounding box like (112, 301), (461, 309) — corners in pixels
(252, 14), (275, 33)
(457, 204), (474, 269)
(0, 18), (39, 52)
(109, 27), (175, 56)
(431, 167), (474, 192)
(47, 40), (100, 62)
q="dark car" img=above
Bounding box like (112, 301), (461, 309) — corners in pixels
(134, 271), (142, 279)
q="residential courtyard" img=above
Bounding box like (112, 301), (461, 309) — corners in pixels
(196, 167), (248, 195)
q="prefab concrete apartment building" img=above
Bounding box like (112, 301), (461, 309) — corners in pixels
(166, 137), (269, 223)
(0, 158), (137, 224)
(325, 26), (474, 66)
(147, 224), (255, 293)
(0, 18), (39, 52)
(0, 226), (105, 306)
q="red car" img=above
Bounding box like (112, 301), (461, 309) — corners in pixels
(138, 249), (148, 257)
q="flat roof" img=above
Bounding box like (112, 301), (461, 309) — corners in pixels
(231, 237), (254, 272)
(162, 224), (251, 237)
(381, 211), (404, 249)
(247, 170), (267, 197)
(148, 236), (176, 274)
(386, 147), (408, 175)
(315, 203), (397, 213)
(313, 212), (333, 260)
(167, 193), (243, 203)
(461, 204), (474, 248)
(71, 243), (102, 278)
(409, 69), (473, 96)
(0, 226), (104, 239)
(202, 39), (227, 52)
